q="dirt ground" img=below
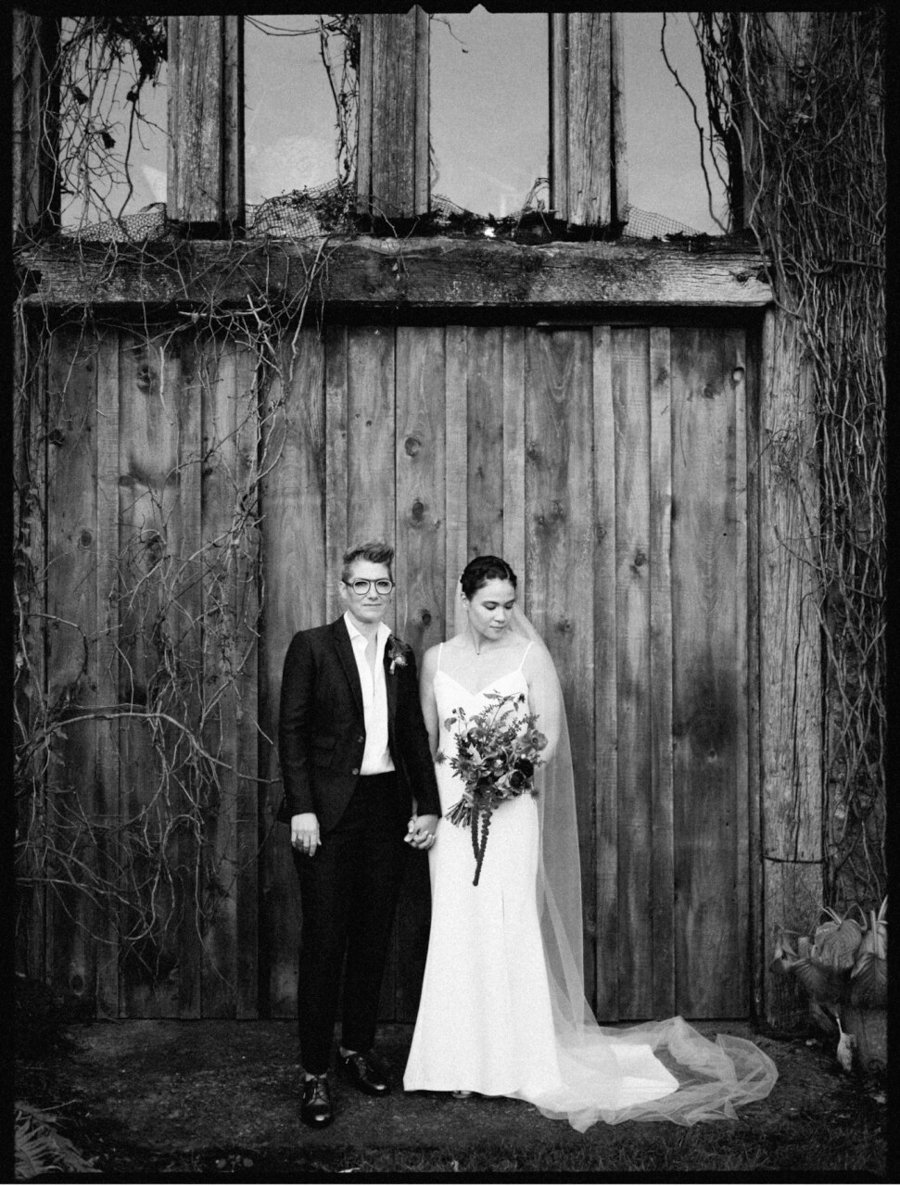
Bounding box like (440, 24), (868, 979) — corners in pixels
(14, 1017), (890, 1178)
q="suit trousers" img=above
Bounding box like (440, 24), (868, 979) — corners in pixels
(293, 773), (409, 1074)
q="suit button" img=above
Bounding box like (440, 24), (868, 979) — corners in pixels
(352, 768), (359, 776)
(357, 736), (364, 744)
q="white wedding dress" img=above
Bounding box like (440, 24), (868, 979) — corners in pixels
(403, 643), (778, 1129)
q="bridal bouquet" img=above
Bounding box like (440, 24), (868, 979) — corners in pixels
(437, 691), (548, 886)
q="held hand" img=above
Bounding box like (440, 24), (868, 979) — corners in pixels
(406, 813), (438, 850)
(291, 812), (321, 857)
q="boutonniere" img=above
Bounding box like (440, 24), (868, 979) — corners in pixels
(386, 636), (410, 676)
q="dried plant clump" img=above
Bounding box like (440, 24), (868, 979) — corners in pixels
(772, 897), (887, 1071)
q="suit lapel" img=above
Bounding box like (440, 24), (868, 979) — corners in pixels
(331, 617), (364, 717)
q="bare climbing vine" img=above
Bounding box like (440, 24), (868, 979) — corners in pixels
(13, 14), (342, 992)
(692, 11), (886, 908)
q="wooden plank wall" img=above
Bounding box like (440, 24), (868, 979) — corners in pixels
(259, 321), (752, 1021)
(44, 327), (118, 1016)
(38, 325), (259, 1017)
(33, 318), (754, 1021)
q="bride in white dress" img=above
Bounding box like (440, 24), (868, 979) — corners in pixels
(403, 556), (777, 1129)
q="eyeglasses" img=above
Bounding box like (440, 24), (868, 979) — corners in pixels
(343, 578), (394, 597)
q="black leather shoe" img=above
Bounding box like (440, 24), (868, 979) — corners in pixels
(300, 1074), (334, 1128)
(338, 1050), (391, 1096)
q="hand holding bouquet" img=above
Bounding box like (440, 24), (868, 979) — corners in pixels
(437, 691), (548, 885)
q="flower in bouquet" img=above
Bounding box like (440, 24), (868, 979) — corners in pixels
(437, 691), (548, 885)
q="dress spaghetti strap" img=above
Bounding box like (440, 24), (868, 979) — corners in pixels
(517, 641), (533, 669)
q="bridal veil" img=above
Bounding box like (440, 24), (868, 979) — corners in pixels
(450, 593), (777, 1129)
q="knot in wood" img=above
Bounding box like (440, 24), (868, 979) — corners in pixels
(136, 364), (155, 393)
(141, 528), (165, 558)
(421, 609), (432, 627)
(411, 498), (425, 522)
(405, 435), (421, 457)
(79, 529), (93, 548)
(632, 549), (648, 570)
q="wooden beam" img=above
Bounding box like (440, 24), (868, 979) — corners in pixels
(13, 11), (59, 240)
(17, 238), (772, 311)
(357, 9), (430, 220)
(167, 16), (244, 233)
(550, 13), (623, 228)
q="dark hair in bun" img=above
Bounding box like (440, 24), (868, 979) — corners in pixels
(460, 555), (518, 599)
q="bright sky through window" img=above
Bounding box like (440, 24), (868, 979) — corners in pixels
(622, 12), (728, 234)
(430, 9), (549, 218)
(59, 17), (168, 228)
(244, 14), (348, 206)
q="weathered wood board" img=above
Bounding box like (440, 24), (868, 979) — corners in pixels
(670, 327), (747, 1017)
(17, 239), (773, 312)
(260, 329), (327, 1017)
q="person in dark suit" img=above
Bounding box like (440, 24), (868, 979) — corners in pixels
(277, 541), (440, 1128)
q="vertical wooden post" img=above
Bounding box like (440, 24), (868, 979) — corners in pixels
(13, 10), (59, 240)
(14, 314), (48, 985)
(357, 8), (430, 220)
(758, 310), (823, 1028)
(740, 13), (824, 1027)
(739, 12), (813, 235)
(168, 16), (244, 234)
(549, 12), (625, 229)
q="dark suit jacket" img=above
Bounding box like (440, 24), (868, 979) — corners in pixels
(277, 617), (440, 833)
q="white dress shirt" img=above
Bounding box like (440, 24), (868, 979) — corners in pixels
(343, 612), (395, 775)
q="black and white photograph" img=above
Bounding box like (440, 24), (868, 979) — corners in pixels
(12, 5), (888, 1179)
